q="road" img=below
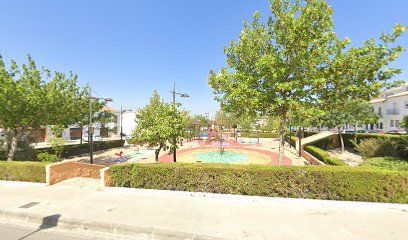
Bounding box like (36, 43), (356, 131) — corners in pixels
(0, 222), (136, 240)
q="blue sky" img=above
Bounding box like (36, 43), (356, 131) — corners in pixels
(0, 0), (407, 117)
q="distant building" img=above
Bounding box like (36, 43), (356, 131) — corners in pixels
(369, 83), (408, 132)
(121, 110), (137, 137)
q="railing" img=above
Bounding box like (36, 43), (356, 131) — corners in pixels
(386, 109), (400, 115)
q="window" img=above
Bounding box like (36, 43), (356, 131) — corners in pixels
(396, 120), (400, 127)
(390, 120), (395, 127)
(379, 122), (383, 129)
(378, 107), (382, 116)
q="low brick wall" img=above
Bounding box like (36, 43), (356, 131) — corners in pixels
(47, 161), (106, 185)
(301, 149), (324, 165)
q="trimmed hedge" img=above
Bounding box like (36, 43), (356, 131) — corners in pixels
(109, 163), (408, 203)
(241, 132), (279, 138)
(36, 140), (125, 159)
(303, 131), (318, 138)
(303, 146), (346, 166)
(0, 161), (47, 182)
(309, 134), (408, 159)
(285, 135), (297, 148)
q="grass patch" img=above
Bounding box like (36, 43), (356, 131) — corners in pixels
(109, 163), (408, 203)
(361, 157), (408, 172)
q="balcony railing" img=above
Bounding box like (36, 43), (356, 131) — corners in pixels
(386, 109), (400, 115)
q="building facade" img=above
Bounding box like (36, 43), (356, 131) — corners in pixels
(369, 83), (408, 132)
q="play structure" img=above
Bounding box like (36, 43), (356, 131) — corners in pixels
(158, 124), (286, 165)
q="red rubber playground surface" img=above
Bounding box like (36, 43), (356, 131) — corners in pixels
(159, 147), (292, 166)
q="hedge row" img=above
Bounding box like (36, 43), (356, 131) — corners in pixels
(285, 135), (297, 148)
(304, 146), (346, 166)
(309, 134), (408, 160)
(240, 132), (279, 138)
(36, 140), (125, 158)
(109, 163), (408, 203)
(0, 161), (47, 182)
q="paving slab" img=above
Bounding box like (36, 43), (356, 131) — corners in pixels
(0, 178), (407, 240)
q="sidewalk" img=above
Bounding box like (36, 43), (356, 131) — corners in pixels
(0, 178), (407, 240)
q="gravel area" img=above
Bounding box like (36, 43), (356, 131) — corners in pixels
(328, 148), (363, 166)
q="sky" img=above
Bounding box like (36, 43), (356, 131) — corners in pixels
(0, 0), (407, 118)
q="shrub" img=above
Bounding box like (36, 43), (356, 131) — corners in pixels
(309, 134), (408, 160)
(108, 163), (408, 203)
(304, 146), (346, 166)
(36, 140), (125, 158)
(351, 138), (398, 159)
(361, 157), (408, 172)
(303, 131), (318, 138)
(285, 135), (297, 148)
(0, 161), (47, 182)
(241, 132), (279, 138)
(37, 152), (59, 162)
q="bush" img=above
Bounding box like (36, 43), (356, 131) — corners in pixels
(36, 140), (125, 158)
(303, 131), (318, 138)
(109, 163), (408, 203)
(285, 135), (297, 148)
(240, 132), (279, 138)
(37, 152), (59, 162)
(304, 146), (346, 166)
(0, 161), (47, 182)
(308, 134), (408, 160)
(361, 157), (408, 172)
(351, 138), (398, 159)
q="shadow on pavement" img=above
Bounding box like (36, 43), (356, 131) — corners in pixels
(18, 214), (61, 240)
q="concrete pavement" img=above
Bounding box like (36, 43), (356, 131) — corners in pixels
(1, 178), (407, 240)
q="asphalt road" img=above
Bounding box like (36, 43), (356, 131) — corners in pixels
(0, 222), (135, 240)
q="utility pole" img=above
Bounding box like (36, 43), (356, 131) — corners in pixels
(89, 87), (93, 164)
(172, 81), (177, 162)
(120, 105), (123, 141)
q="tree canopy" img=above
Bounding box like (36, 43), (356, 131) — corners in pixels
(208, 0), (405, 164)
(132, 91), (185, 161)
(0, 54), (89, 160)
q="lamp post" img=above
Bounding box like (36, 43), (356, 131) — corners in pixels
(170, 81), (189, 162)
(119, 106), (131, 141)
(89, 86), (113, 164)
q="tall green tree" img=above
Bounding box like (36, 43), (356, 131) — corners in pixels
(208, 0), (405, 164)
(0, 55), (88, 161)
(132, 91), (185, 161)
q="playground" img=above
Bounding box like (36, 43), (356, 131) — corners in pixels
(72, 127), (305, 166)
(159, 127), (295, 166)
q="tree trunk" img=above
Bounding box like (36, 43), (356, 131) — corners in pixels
(7, 129), (23, 161)
(155, 144), (163, 162)
(278, 111), (287, 166)
(338, 129), (345, 153)
(80, 125), (83, 145)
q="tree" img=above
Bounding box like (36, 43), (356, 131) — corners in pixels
(322, 100), (379, 152)
(94, 109), (116, 138)
(208, 0), (405, 164)
(0, 54), (88, 161)
(132, 91), (184, 161)
(400, 115), (408, 131)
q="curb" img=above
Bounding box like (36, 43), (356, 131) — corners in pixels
(0, 209), (229, 240)
(105, 187), (408, 211)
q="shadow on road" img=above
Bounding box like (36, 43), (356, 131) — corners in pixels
(18, 214), (61, 240)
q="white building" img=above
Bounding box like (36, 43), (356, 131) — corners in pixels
(121, 110), (137, 137)
(369, 83), (408, 132)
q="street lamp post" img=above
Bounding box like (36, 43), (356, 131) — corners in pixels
(170, 81), (189, 162)
(89, 86), (113, 164)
